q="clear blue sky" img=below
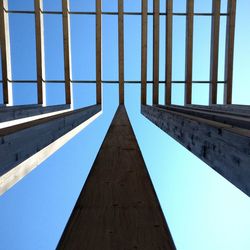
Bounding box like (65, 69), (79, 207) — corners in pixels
(0, 1), (250, 250)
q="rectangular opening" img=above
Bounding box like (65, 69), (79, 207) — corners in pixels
(124, 0), (141, 12)
(13, 83), (37, 105)
(102, 15), (118, 81)
(44, 14), (64, 81)
(159, 15), (166, 82)
(124, 15), (141, 81)
(147, 83), (153, 105)
(194, 0), (212, 13)
(221, 0), (228, 13)
(8, 0), (34, 11)
(160, 0), (166, 13)
(172, 16), (186, 81)
(43, 0), (62, 11)
(9, 14), (36, 81)
(71, 15), (96, 81)
(46, 83), (65, 105)
(173, 0), (186, 13)
(70, 0), (95, 12)
(172, 83), (184, 105)
(73, 83), (96, 109)
(218, 16), (226, 81)
(148, 0), (153, 13)
(193, 16), (211, 81)
(192, 83), (209, 105)
(159, 84), (165, 105)
(102, 0), (117, 12)
(217, 83), (224, 104)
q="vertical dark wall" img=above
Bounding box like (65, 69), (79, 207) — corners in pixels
(57, 105), (175, 250)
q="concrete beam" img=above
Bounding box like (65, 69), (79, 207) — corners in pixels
(0, 105), (101, 195)
(165, 0), (173, 105)
(57, 105), (176, 249)
(142, 105), (250, 197)
(224, 0), (236, 104)
(34, 0), (46, 105)
(153, 0), (159, 105)
(0, 0), (12, 105)
(185, 0), (194, 104)
(62, 0), (73, 106)
(96, 0), (102, 105)
(209, 0), (221, 104)
(141, 0), (147, 105)
(118, 0), (124, 104)
(0, 104), (70, 128)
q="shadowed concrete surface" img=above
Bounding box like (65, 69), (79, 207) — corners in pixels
(142, 104), (250, 197)
(0, 105), (101, 194)
(57, 105), (176, 250)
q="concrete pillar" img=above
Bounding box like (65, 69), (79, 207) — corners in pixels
(57, 105), (176, 250)
(141, 105), (250, 197)
(0, 105), (101, 195)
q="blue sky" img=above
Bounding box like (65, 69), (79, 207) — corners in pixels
(0, 1), (250, 250)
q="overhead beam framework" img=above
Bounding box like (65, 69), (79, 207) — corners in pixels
(141, 0), (147, 105)
(209, 0), (221, 105)
(165, 0), (173, 105)
(224, 0), (236, 104)
(118, 0), (124, 104)
(153, 0), (159, 105)
(96, 0), (102, 104)
(0, 0), (12, 105)
(62, 0), (73, 106)
(34, 0), (46, 105)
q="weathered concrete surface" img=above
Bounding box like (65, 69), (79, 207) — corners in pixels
(57, 105), (176, 250)
(0, 105), (101, 195)
(0, 104), (70, 123)
(142, 105), (250, 197)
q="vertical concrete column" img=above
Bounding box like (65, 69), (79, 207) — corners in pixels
(0, 0), (13, 106)
(224, 0), (236, 104)
(58, 106), (176, 249)
(209, 0), (221, 105)
(96, 0), (102, 105)
(165, 0), (173, 105)
(141, 0), (148, 105)
(153, 0), (159, 105)
(62, 0), (73, 107)
(185, 0), (194, 105)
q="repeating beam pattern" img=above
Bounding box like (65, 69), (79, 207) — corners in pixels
(153, 0), (159, 105)
(165, 0), (173, 105)
(34, 0), (46, 105)
(0, 0), (12, 105)
(118, 0), (124, 104)
(62, 0), (73, 106)
(141, 0), (148, 105)
(209, 0), (221, 105)
(96, 0), (102, 104)
(185, 0), (194, 105)
(224, 0), (236, 104)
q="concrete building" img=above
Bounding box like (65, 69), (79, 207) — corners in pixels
(1, 0), (248, 249)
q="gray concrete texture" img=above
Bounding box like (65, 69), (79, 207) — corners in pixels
(142, 104), (250, 197)
(0, 105), (101, 177)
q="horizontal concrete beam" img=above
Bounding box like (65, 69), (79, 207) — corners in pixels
(0, 104), (70, 123)
(158, 105), (250, 130)
(142, 105), (250, 197)
(186, 104), (250, 115)
(0, 105), (102, 195)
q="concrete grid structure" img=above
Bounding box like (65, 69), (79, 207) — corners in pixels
(0, 0), (248, 249)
